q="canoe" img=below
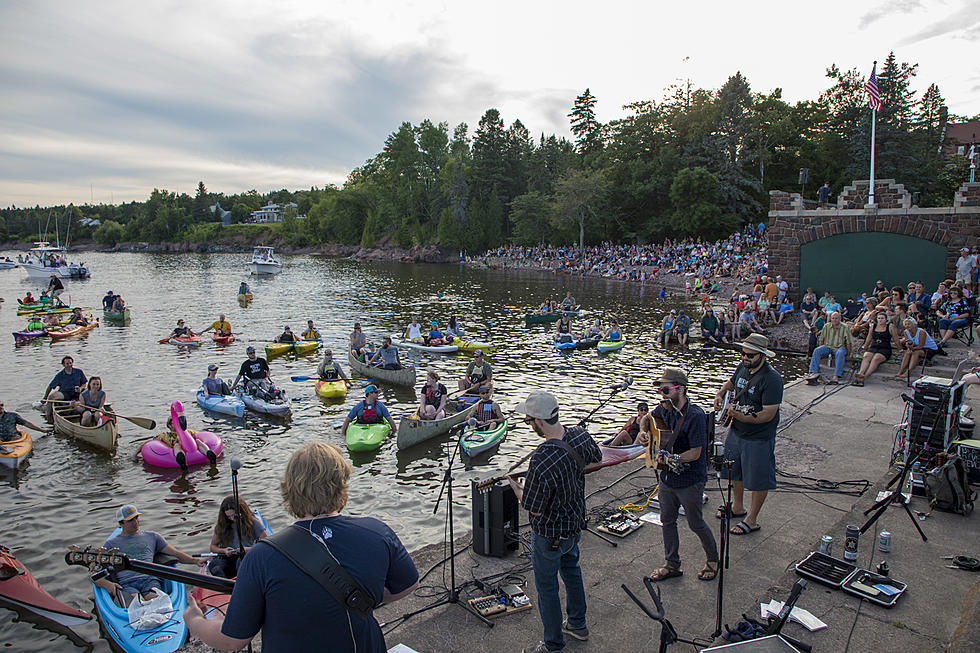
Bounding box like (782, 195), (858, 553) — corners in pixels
(525, 310), (581, 325)
(315, 379), (348, 400)
(461, 421), (508, 456)
(265, 340), (319, 358)
(196, 389), (246, 418)
(0, 545), (92, 627)
(48, 322), (98, 341)
(346, 422), (392, 452)
(193, 510), (272, 619)
(103, 309), (131, 325)
(52, 404), (119, 451)
(12, 329), (47, 343)
(237, 293), (253, 305)
(597, 339), (626, 353)
(169, 335), (201, 347)
(210, 333), (235, 345)
(587, 436), (646, 473)
(348, 351), (416, 388)
(396, 339), (459, 354)
(0, 427), (32, 468)
(236, 389), (291, 417)
(397, 406), (471, 450)
(92, 531), (187, 653)
(448, 337), (496, 353)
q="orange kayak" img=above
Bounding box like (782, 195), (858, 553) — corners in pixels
(47, 322), (98, 340)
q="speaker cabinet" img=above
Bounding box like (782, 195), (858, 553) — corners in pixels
(471, 480), (519, 557)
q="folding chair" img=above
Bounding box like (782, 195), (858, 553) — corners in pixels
(951, 296), (976, 346)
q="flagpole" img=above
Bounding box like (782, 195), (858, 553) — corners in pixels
(869, 108), (876, 205)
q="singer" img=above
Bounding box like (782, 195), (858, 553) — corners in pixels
(639, 368), (718, 582)
(508, 391), (602, 653)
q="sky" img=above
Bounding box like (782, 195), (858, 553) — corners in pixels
(1, 0), (978, 208)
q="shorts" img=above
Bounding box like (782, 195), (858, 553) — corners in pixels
(121, 574), (164, 596)
(721, 432), (777, 491)
(956, 272), (971, 284)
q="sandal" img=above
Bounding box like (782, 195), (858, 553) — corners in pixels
(716, 505), (747, 520)
(698, 561), (719, 581)
(730, 520), (761, 535)
(647, 566), (683, 582)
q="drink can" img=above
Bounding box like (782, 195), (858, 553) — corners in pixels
(878, 530), (891, 553)
(843, 525), (860, 561)
(819, 535), (833, 556)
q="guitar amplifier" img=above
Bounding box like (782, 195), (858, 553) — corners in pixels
(471, 480), (519, 557)
(954, 440), (980, 484)
(909, 377), (964, 453)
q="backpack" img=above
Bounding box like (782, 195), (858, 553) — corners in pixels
(925, 456), (976, 515)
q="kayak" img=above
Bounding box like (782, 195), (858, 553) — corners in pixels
(346, 422), (392, 452)
(210, 333), (235, 345)
(92, 530), (188, 653)
(587, 436), (646, 473)
(237, 388), (291, 417)
(169, 335), (202, 347)
(0, 427), (32, 468)
(597, 339), (626, 353)
(265, 340), (319, 358)
(576, 335), (600, 349)
(12, 329), (47, 343)
(396, 339), (459, 354)
(48, 322), (98, 341)
(554, 335), (576, 350)
(461, 421), (508, 456)
(103, 309), (131, 325)
(237, 293), (252, 305)
(192, 510), (272, 619)
(447, 337), (496, 353)
(315, 379), (348, 400)
(196, 388), (246, 418)
(0, 545), (92, 627)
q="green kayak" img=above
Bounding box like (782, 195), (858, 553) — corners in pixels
(597, 339), (626, 353)
(461, 421), (508, 456)
(346, 422), (392, 452)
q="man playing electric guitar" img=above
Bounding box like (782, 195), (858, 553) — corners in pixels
(713, 334), (783, 536)
(638, 368), (718, 582)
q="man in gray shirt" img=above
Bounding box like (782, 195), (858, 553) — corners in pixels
(955, 247), (977, 294)
(369, 337), (402, 370)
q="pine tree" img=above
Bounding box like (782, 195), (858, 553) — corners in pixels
(569, 88), (603, 156)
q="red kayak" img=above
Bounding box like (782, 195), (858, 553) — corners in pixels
(586, 437), (646, 473)
(211, 333), (236, 345)
(0, 545), (92, 627)
(169, 335), (202, 347)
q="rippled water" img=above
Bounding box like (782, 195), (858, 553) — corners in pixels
(0, 252), (805, 650)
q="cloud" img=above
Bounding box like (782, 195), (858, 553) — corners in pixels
(897, 3), (980, 45)
(858, 0), (923, 29)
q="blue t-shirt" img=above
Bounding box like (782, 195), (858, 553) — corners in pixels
(221, 515), (418, 653)
(48, 368), (87, 398)
(346, 401), (391, 422)
(651, 402), (708, 488)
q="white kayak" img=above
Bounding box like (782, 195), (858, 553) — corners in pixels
(395, 338), (459, 354)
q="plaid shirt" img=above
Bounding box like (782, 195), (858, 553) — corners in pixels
(819, 322), (852, 350)
(522, 426), (603, 539)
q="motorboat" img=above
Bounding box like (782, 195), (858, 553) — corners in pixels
(19, 242), (90, 280)
(248, 246), (283, 275)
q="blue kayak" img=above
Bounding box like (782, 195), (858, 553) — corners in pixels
(196, 388), (245, 418)
(92, 529), (188, 653)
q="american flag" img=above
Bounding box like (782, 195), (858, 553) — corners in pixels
(866, 62), (882, 112)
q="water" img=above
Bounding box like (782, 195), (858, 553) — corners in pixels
(0, 252), (805, 650)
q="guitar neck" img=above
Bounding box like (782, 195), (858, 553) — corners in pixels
(66, 547), (236, 593)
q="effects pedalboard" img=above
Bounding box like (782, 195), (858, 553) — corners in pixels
(468, 584), (532, 618)
(597, 512), (643, 538)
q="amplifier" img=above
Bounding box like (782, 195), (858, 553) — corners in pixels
(954, 439), (980, 484)
(471, 479), (520, 557)
(908, 377), (964, 453)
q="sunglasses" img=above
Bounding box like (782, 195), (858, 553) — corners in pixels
(741, 351), (760, 359)
(523, 416), (536, 424)
(659, 385), (680, 394)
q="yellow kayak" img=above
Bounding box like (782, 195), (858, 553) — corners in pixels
(449, 337), (496, 353)
(265, 339), (319, 358)
(315, 379), (348, 399)
(0, 427), (32, 468)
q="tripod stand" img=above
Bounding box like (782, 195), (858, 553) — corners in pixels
(398, 420), (493, 627)
(711, 458), (735, 638)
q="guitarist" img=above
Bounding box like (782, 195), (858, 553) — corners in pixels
(713, 334), (783, 537)
(638, 369), (718, 582)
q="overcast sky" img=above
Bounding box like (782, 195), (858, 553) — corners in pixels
(2, 0), (978, 207)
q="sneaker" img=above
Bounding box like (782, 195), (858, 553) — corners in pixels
(522, 643), (553, 653)
(562, 622), (589, 641)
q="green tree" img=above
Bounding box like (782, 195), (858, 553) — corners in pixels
(193, 181), (210, 223)
(668, 167), (738, 239)
(509, 191), (553, 246)
(472, 108), (509, 204)
(552, 169), (608, 252)
(93, 220), (125, 245)
(569, 88), (603, 156)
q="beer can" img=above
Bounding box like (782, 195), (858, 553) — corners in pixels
(843, 525), (860, 561)
(819, 535), (833, 556)
(878, 530), (891, 553)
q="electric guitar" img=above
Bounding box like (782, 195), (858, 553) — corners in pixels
(64, 546), (235, 593)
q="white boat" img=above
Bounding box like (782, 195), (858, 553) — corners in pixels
(19, 242), (90, 280)
(0, 259), (17, 270)
(396, 339), (459, 354)
(248, 246), (283, 275)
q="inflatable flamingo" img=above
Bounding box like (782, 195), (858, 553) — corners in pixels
(141, 400), (223, 468)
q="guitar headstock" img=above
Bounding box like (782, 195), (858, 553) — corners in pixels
(65, 545), (129, 571)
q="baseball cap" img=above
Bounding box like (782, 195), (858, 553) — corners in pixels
(116, 505), (141, 522)
(658, 367), (689, 387)
(246, 346), (256, 353)
(670, 309), (676, 314)
(207, 363), (218, 371)
(516, 391), (559, 420)
(364, 384), (378, 395)
(474, 349), (483, 356)
(431, 321), (438, 327)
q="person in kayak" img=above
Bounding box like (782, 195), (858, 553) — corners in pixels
(170, 319), (196, 339)
(22, 292), (36, 304)
(369, 337), (402, 369)
(317, 349), (351, 385)
(202, 364), (233, 397)
(232, 346), (273, 392)
(42, 311), (61, 329)
(47, 275), (65, 306)
(276, 326), (298, 343)
(302, 319), (321, 340)
(238, 281), (251, 295)
(583, 318), (602, 340)
(42, 356), (86, 421)
(341, 385), (397, 438)
(67, 307), (89, 326)
(111, 295), (125, 311)
(350, 322), (368, 358)
(403, 317), (424, 342)
(466, 386), (504, 430)
(207, 495), (268, 579)
(446, 316), (465, 340)
(25, 315), (45, 332)
(553, 312), (573, 343)
(418, 371), (449, 420)
(154, 413), (218, 469)
(184, 441), (418, 652)
(101, 290), (115, 310)
(604, 319), (623, 341)
(561, 291), (577, 310)
(201, 314), (233, 338)
(608, 402), (650, 446)
(458, 350), (493, 394)
(95, 505), (204, 601)
(0, 400), (52, 451)
(423, 322), (445, 346)
(72, 376), (106, 427)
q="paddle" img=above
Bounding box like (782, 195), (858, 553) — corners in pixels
(35, 399), (156, 430)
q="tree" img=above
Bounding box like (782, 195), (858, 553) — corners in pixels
(192, 181), (210, 223)
(472, 109), (509, 204)
(569, 88), (602, 156)
(93, 220), (124, 246)
(668, 167), (739, 239)
(552, 169), (608, 252)
(509, 191), (553, 246)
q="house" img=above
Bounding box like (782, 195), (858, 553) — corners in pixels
(249, 202), (299, 223)
(943, 121), (980, 158)
(210, 202), (232, 225)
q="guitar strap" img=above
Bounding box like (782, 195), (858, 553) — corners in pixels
(657, 404), (688, 454)
(731, 364), (766, 405)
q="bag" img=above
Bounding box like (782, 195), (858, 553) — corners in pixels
(127, 587), (173, 630)
(925, 455), (976, 515)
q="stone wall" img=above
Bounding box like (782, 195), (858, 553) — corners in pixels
(768, 180), (980, 293)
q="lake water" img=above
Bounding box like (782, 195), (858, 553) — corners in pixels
(0, 251), (805, 651)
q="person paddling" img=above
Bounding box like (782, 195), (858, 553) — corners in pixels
(301, 320), (321, 340)
(238, 281), (251, 295)
(317, 349), (351, 385)
(341, 385), (397, 438)
(102, 290), (115, 311)
(170, 319), (196, 339)
(1, 399), (52, 453)
(276, 326), (298, 343)
(201, 314), (233, 338)
(42, 356), (86, 422)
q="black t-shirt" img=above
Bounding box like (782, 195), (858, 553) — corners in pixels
(844, 300), (862, 320)
(239, 358), (270, 380)
(422, 383), (448, 407)
(650, 402), (708, 488)
(728, 362), (783, 441)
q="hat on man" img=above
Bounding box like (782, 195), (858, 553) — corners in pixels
(246, 345), (256, 354)
(116, 505), (141, 522)
(207, 363), (218, 371)
(658, 367), (689, 387)
(364, 384), (378, 395)
(474, 349), (483, 356)
(740, 333), (776, 358)
(670, 309), (676, 314)
(515, 390), (559, 420)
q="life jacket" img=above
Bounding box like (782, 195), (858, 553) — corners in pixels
(302, 329), (320, 340)
(27, 320), (44, 331)
(320, 362), (338, 380)
(359, 400), (381, 424)
(476, 400), (495, 423)
(423, 384), (443, 406)
(469, 364), (488, 383)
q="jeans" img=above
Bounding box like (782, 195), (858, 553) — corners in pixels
(938, 317), (969, 331)
(659, 482), (718, 569)
(809, 345), (847, 376)
(531, 532), (587, 652)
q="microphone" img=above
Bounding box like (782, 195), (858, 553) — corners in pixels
(230, 459), (242, 472)
(610, 376), (634, 391)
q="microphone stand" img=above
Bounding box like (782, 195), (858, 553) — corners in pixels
(577, 384), (630, 547)
(231, 461), (246, 560)
(394, 420), (493, 627)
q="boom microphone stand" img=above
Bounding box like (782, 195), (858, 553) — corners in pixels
(230, 459), (246, 556)
(709, 412), (736, 638)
